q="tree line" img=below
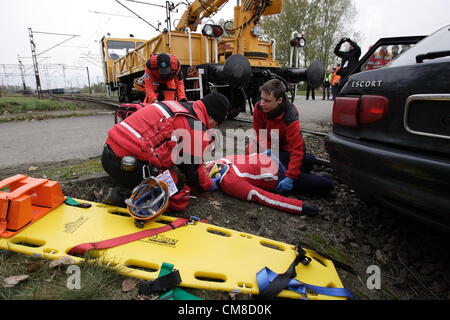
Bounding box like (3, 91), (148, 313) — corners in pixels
(260, 0), (361, 70)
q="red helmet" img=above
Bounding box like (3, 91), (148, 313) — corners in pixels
(145, 53), (181, 82)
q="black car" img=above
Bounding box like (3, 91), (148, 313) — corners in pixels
(325, 25), (450, 230)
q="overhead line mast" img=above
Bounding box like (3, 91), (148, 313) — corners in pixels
(27, 28), (80, 98)
(28, 28), (42, 98)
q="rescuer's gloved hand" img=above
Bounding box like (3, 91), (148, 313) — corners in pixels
(275, 177), (294, 193)
(302, 204), (319, 216)
(179, 98), (188, 103)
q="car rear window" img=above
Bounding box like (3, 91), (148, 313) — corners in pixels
(387, 25), (450, 67)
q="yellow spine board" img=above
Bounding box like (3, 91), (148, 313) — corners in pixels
(0, 200), (346, 300)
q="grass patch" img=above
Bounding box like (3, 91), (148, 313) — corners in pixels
(35, 159), (104, 181)
(305, 234), (351, 265)
(0, 251), (135, 300)
(0, 97), (91, 114)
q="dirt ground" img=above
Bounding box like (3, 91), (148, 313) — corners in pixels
(1, 105), (449, 301)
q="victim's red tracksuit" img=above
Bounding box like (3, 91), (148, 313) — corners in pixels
(213, 153), (304, 214)
(106, 100), (213, 191)
(249, 99), (305, 180)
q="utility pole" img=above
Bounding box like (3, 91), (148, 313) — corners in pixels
(28, 28), (43, 98)
(2, 65), (9, 87)
(28, 28), (80, 96)
(86, 66), (92, 94)
(61, 65), (67, 89)
(17, 55), (27, 94)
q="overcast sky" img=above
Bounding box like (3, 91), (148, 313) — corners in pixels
(0, 0), (449, 89)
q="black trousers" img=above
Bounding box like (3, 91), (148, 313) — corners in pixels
(101, 144), (149, 189)
(322, 86), (331, 100)
(279, 151), (333, 196)
(306, 85), (315, 100)
(332, 85), (340, 100)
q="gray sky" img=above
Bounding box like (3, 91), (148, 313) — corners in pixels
(0, 0), (449, 89)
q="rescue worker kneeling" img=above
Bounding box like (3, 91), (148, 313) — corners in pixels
(248, 79), (334, 197)
(101, 92), (230, 204)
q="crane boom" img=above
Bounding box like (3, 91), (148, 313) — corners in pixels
(175, 0), (229, 31)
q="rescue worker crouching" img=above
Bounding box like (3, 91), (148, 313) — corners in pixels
(144, 53), (187, 103)
(247, 79), (334, 197)
(101, 92), (230, 205)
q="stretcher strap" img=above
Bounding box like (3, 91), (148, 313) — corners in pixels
(139, 262), (202, 300)
(256, 267), (354, 300)
(67, 218), (190, 255)
(138, 269), (182, 295)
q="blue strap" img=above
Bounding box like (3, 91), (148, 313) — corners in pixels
(256, 267), (354, 299)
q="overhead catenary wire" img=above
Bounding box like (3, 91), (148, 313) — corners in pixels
(88, 10), (139, 19)
(124, 0), (166, 8)
(115, 0), (160, 31)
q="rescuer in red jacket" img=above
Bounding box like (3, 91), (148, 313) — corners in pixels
(102, 92), (230, 192)
(143, 53), (187, 103)
(367, 46), (391, 71)
(206, 153), (319, 216)
(248, 79), (333, 196)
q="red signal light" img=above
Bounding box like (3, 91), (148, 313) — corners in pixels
(212, 25), (224, 37)
(290, 36), (306, 48)
(202, 24), (224, 38)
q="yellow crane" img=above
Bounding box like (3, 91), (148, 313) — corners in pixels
(101, 0), (323, 118)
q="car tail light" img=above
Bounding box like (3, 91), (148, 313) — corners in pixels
(359, 95), (389, 124)
(332, 97), (360, 127)
(332, 95), (389, 127)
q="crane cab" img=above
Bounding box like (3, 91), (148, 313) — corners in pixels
(100, 36), (147, 94)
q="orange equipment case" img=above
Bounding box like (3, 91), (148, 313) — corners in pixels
(0, 174), (65, 238)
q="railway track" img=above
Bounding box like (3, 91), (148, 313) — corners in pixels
(48, 94), (120, 108)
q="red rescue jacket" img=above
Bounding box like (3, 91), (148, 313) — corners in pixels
(144, 61), (186, 103)
(367, 49), (392, 71)
(248, 99), (305, 180)
(106, 100), (213, 191)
